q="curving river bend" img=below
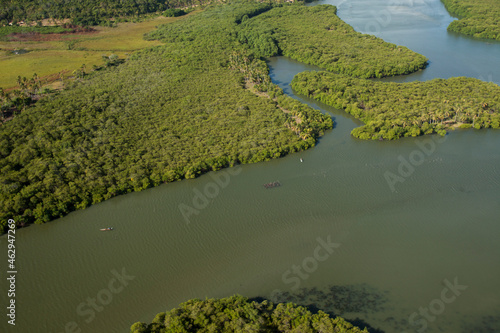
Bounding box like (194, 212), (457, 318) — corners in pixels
(1, 0), (500, 332)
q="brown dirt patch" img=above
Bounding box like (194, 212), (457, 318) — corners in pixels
(17, 18), (72, 27)
(7, 27), (98, 42)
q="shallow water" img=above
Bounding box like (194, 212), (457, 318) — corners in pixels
(1, 1), (500, 333)
(315, 0), (500, 84)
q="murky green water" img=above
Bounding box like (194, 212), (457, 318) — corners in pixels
(1, 1), (499, 332)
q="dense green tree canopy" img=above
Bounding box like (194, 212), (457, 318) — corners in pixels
(291, 71), (500, 140)
(0, 1), (335, 232)
(0, 0), (205, 26)
(148, 4), (427, 79)
(238, 5), (428, 78)
(130, 295), (368, 333)
(0, 1), (430, 232)
(441, 0), (500, 41)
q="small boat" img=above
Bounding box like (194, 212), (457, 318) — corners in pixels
(264, 181), (281, 189)
(300, 158), (303, 162)
(100, 227), (113, 231)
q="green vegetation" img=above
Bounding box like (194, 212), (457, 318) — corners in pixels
(0, 25), (72, 40)
(72, 17), (176, 51)
(238, 5), (428, 78)
(0, 1), (430, 232)
(0, 0), (203, 26)
(0, 16), (179, 88)
(163, 9), (187, 17)
(0, 51), (122, 89)
(1, 59), (125, 123)
(441, 0), (500, 41)
(0, 1), (337, 232)
(291, 71), (500, 140)
(1, 73), (44, 121)
(130, 295), (368, 333)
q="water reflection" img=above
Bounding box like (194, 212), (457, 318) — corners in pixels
(311, 0), (500, 84)
(12, 49), (30, 55)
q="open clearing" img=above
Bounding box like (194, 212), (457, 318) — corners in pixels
(0, 15), (183, 88)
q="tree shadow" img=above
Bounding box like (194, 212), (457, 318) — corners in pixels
(250, 283), (390, 333)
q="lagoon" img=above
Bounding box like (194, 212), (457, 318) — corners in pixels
(1, 1), (499, 332)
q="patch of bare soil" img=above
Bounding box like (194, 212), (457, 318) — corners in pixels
(7, 26), (97, 42)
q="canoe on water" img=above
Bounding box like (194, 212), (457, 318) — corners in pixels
(100, 227), (113, 231)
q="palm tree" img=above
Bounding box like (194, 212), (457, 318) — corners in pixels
(465, 109), (472, 123)
(454, 106), (461, 123)
(420, 112), (428, 125)
(444, 109), (450, 121)
(0, 88), (5, 121)
(438, 112), (445, 124)
(16, 76), (28, 96)
(431, 114), (437, 125)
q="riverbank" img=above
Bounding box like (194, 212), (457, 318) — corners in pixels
(131, 295), (368, 332)
(1, 1), (499, 333)
(291, 72), (500, 140)
(441, 0), (500, 41)
(0, 1), (427, 232)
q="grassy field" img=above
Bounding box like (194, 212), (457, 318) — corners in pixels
(75, 17), (173, 51)
(0, 15), (184, 88)
(0, 50), (128, 88)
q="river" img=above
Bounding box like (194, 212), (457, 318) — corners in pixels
(1, 1), (499, 332)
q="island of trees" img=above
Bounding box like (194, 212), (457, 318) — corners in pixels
(130, 295), (368, 333)
(291, 71), (500, 140)
(0, 0), (432, 232)
(235, 4), (428, 78)
(441, 0), (500, 41)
